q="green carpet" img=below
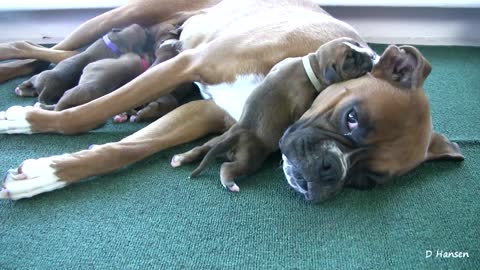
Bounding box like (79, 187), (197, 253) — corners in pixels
(0, 45), (478, 269)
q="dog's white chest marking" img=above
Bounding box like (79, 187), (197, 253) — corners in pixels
(195, 74), (265, 121)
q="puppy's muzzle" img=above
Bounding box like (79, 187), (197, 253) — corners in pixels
(343, 41), (380, 66)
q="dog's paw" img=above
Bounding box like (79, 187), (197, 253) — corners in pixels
(129, 114), (140, 122)
(0, 106), (34, 134)
(0, 157), (66, 200)
(128, 112), (147, 123)
(222, 181), (240, 192)
(170, 154), (186, 167)
(113, 112), (130, 123)
(171, 146), (209, 168)
(15, 86), (37, 97)
(14, 80), (38, 97)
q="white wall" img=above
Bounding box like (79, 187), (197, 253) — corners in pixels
(1, 0), (479, 10)
(0, 4), (479, 46)
(324, 6), (480, 46)
(0, 1), (128, 11)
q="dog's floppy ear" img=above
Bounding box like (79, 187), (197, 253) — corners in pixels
(425, 132), (464, 161)
(372, 45), (432, 89)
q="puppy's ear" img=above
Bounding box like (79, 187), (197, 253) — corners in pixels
(372, 45), (432, 89)
(425, 132), (464, 161)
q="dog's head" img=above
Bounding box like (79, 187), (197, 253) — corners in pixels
(151, 39), (180, 66)
(279, 45), (464, 203)
(314, 37), (377, 86)
(146, 23), (180, 49)
(109, 24), (148, 54)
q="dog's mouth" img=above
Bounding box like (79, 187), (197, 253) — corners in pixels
(281, 154), (345, 203)
(282, 154), (308, 194)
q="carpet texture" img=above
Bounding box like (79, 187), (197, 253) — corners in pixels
(0, 44), (478, 269)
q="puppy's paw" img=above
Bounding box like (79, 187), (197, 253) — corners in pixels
(15, 80), (38, 97)
(171, 145), (212, 168)
(113, 112), (130, 123)
(0, 105), (34, 134)
(170, 155), (185, 168)
(129, 114), (140, 122)
(222, 182), (240, 192)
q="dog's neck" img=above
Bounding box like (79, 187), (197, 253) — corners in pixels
(140, 56), (150, 72)
(302, 53), (327, 92)
(102, 34), (122, 56)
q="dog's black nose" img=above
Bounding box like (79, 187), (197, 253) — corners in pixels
(356, 51), (374, 72)
(365, 57), (374, 71)
(317, 154), (343, 183)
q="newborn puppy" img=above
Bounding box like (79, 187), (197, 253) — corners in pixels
(40, 53), (151, 111)
(16, 24), (148, 105)
(126, 83), (195, 122)
(147, 22), (181, 66)
(172, 38), (377, 191)
(114, 23), (195, 123)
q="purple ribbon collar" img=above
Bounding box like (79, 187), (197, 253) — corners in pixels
(102, 34), (122, 56)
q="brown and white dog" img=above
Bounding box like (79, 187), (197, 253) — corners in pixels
(0, 0), (463, 201)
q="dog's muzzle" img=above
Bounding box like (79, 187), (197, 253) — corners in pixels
(279, 126), (350, 203)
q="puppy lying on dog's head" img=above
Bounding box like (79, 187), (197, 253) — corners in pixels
(172, 37), (376, 192)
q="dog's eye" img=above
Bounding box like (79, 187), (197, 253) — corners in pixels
(346, 109), (358, 131)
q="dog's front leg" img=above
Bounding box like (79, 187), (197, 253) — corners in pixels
(0, 49), (202, 135)
(0, 42), (78, 63)
(0, 100), (234, 200)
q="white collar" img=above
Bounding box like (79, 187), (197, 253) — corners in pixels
(302, 55), (322, 92)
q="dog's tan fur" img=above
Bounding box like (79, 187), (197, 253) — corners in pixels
(0, 0), (463, 200)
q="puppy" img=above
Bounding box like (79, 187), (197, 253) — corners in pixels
(114, 23), (195, 123)
(16, 24), (148, 105)
(172, 38), (376, 191)
(40, 53), (151, 111)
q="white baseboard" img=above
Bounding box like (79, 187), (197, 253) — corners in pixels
(0, 9), (107, 44)
(0, 6), (479, 46)
(324, 6), (480, 47)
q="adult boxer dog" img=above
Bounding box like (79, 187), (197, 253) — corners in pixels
(175, 38), (375, 194)
(15, 24), (148, 105)
(0, 0), (463, 200)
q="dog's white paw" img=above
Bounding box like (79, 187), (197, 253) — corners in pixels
(0, 157), (66, 200)
(170, 155), (185, 167)
(0, 106), (33, 134)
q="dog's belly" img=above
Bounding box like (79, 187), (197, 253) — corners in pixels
(195, 74), (264, 121)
